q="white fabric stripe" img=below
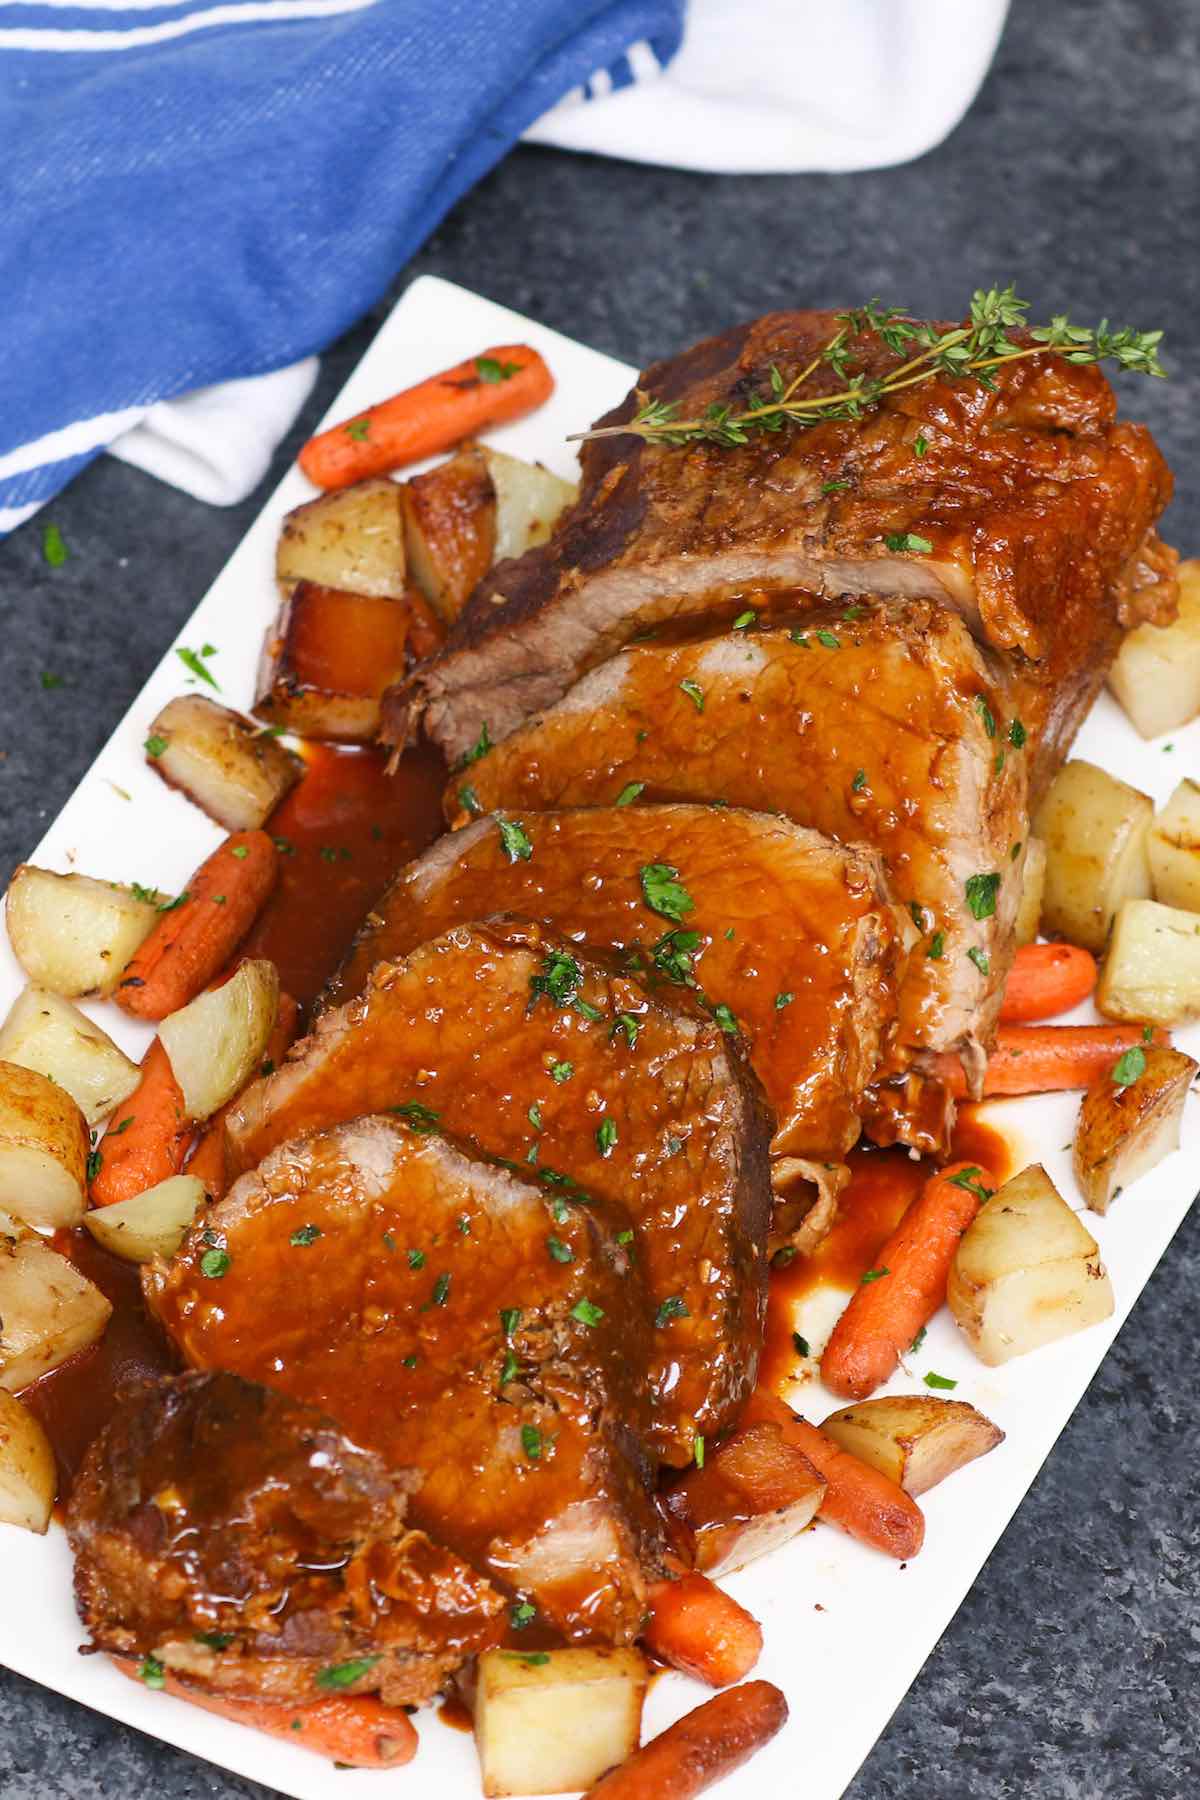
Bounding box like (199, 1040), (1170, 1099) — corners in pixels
(0, 501), (41, 532)
(1, 0), (207, 11)
(0, 406), (146, 480)
(626, 37), (662, 80)
(587, 65), (611, 98)
(0, 0), (372, 49)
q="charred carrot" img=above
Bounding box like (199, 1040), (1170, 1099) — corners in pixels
(298, 346), (555, 490)
(820, 1160), (994, 1400)
(643, 1567), (762, 1688)
(186, 990), (299, 1199)
(742, 1390), (924, 1560)
(113, 1659), (416, 1768)
(932, 1023), (1168, 1098)
(116, 831), (278, 1021)
(89, 1038), (192, 1206)
(584, 1680), (788, 1800)
(999, 943), (1098, 1023)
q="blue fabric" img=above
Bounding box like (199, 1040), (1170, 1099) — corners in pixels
(0, 0), (682, 519)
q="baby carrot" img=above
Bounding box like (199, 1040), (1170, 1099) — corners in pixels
(932, 1023), (1168, 1098)
(643, 1568), (762, 1688)
(820, 1160), (994, 1400)
(89, 1038), (191, 1207)
(999, 943), (1098, 1023)
(187, 990), (299, 1199)
(113, 1659), (416, 1768)
(116, 831), (278, 1021)
(742, 1389), (924, 1560)
(298, 346), (555, 490)
(584, 1681), (788, 1800)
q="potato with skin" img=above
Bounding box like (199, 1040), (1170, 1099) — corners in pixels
(1097, 899), (1200, 1027)
(255, 582), (430, 743)
(1034, 760), (1153, 953)
(0, 1060), (89, 1228)
(819, 1396), (1004, 1497)
(401, 445), (496, 622)
(948, 1164), (1114, 1366)
(6, 866), (159, 999)
(0, 986), (139, 1127)
(276, 476), (406, 599)
(660, 1423), (826, 1578)
(1148, 779), (1200, 913)
(145, 695), (302, 832)
(0, 1213), (112, 1391)
(1014, 836), (1046, 947)
(1073, 1044), (1197, 1213)
(83, 1174), (205, 1264)
(0, 1389), (56, 1533)
(159, 958), (278, 1122)
(472, 1646), (647, 1798)
(1107, 558), (1200, 739)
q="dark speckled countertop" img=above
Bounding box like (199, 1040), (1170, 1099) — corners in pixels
(2, 0), (1198, 1794)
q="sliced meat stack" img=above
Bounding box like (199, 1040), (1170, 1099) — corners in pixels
(224, 919), (773, 1465)
(445, 602), (1024, 1086)
(68, 1372), (503, 1706)
(325, 804), (905, 1213)
(383, 309), (1175, 800)
(145, 1118), (663, 1642)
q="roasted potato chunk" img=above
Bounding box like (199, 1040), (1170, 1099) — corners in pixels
(948, 1164), (1114, 1366)
(0, 1389), (56, 1533)
(482, 447), (576, 562)
(1148, 779), (1200, 913)
(254, 582), (429, 742)
(401, 445), (495, 623)
(819, 1396), (1004, 1497)
(276, 476), (405, 599)
(6, 865), (159, 999)
(472, 1646), (647, 1798)
(1073, 1044), (1197, 1213)
(1014, 835), (1046, 947)
(0, 1060), (89, 1229)
(0, 1215), (112, 1391)
(1107, 558), (1200, 738)
(660, 1422), (826, 1577)
(159, 958), (278, 1122)
(145, 695), (301, 831)
(1034, 759), (1152, 952)
(1096, 899), (1200, 1027)
(0, 986), (139, 1127)
(83, 1173), (205, 1264)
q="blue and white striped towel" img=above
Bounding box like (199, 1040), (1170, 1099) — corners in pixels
(1, 0), (1008, 534)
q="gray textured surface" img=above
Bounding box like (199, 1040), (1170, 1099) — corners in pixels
(2, 0), (1199, 1795)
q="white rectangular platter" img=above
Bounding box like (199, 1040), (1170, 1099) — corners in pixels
(1, 274), (1196, 1800)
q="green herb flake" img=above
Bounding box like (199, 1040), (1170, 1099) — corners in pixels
(86, 1149), (102, 1182)
(914, 433), (929, 457)
(476, 355), (521, 383)
(652, 927), (702, 986)
(403, 1353), (419, 1369)
(947, 1165), (994, 1204)
(884, 532), (933, 554)
(549, 1060), (573, 1084)
(176, 646), (220, 690)
(910, 1326), (928, 1354)
(789, 630), (810, 647)
(200, 1248), (230, 1279)
(596, 1118), (618, 1156)
(772, 1246), (797, 1268)
(615, 781), (645, 806)
(504, 1651), (552, 1668)
(144, 734), (168, 759)
(529, 949), (584, 1010)
(1112, 1046), (1147, 1087)
(528, 1101), (543, 1131)
(965, 871), (1001, 920)
(407, 1248), (426, 1270)
(640, 861), (694, 922)
(290, 1224), (322, 1248)
(458, 785), (482, 816)
(42, 523), (69, 567)
(317, 1656), (382, 1691)
(924, 1371), (958, 1391)
(571, 1298), (605, 1328)
(382, 1231), (397, 1252)
(547, 1236), (574, 1264)
(975, 696), (996, 738)
(711, 1002), (738, 1035)
(1009, 718), (1028, 749)
(967, 946), (991, 975)
(860, 1266), (890, 1284)
(391, 1100), (441, 1134)
(679, 678), (705, 712)
(497, 816), (533, 863)
(431, 1272), (451, 1307)
(459, 722), (493, 769)
(926, 931), (946, 960)
(654, 1294), (689, 1327)
(693, 1434), (706, 1468)
(520, 1424), (543, 1462)
(815, 629), (841, 650)
(852, 768), (867, 791)
(500, 1307), (520, 1338)
(510, 1601), (537, 1631)
(39, 671), (64, 690)
(345, 418), (371, 442)
(732, 609), (757, 631)
(616, 1229), (635, 1245)
(909, 901), (927, 931)
(612, 1012), (641, 1048)
(139, 1656), (166, 1689)
(774, 992), (794, 1010)
(792, 1332), (811, 1358)
(821, 479), (851, 494)
(194, 1632), (235, 1651)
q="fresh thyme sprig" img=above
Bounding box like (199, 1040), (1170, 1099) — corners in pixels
(572, 286), (1164, 451)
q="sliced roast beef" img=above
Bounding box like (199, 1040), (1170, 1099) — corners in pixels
(382, 310), (1174, 797)
(450, 601), (1026, 1087)
(145, 1119), (662, 1643)
(224, 920), (773, 1465)
(68, 1371), (503, 1707)
(324, 805), (905, 1214)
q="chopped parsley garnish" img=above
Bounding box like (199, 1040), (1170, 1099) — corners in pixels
(924, 1371), (958, 1391)
(884, 532), (933, 553)
(909, 901), (928, 931)
(596, 1118), (618, 1156)
(1009, 718), (1027, 748)
(914, 433), (929, 457)
(42, 523), (69, 567)
(994, 750), (1006, 776)
(965, 872), (1001, 920)
(195, 1632), (234, 1651)
(775, 992), (794, 1010)
(382, 1231), (397, 1251)
(497, 816), (533, 862)
(199, 1248), (230, 1279)
(317, 1656), (381, 1690)
(459, 722), (493, 768)
(431, 1273), (451, 1306)
(926, 931), (945, 960)
(975, 696), (996, 738)
(86, 1149), (102, 1182)
(732, 609), (757, 631)
(615, 781), (645, 806)
(947, 1166), (994, 1204)
(499, 1350), (520, 1386)
(652, 928), (701, 986)
(407, 1248), (426, 1270)
(547, 1236), (574, 1264)
(229, 844), (249, 861)
(612, 1012), (641, 1047)
(520, 1424), (543, 1461)
(510, 1601), (537, 1631)
(640, 861), (694, 922)
(476, 355), (521, 383)
(679, 678), (705, 712)
(860, 1266), (890, 1284)
(528, 1101), (542, 1130)
(504, 1651), (551, 1667)
(529, 949), (584, 1009)
(789, 629), (810, 646)
(575, 997), (604, 1022)
(458, 1214), (471, 1235)
(500, 1307), (520, 1337)
(571, 1298), (605, 1328)
(693, 1435), (706, 1468)
(138, 1656), (166, 1689)
(792, 1332), (810, 1358)
(144, 734), (168, 758)
(1112, 1046), (1147, 1087)
(821, 479), (851, 493)
(967, 946), (991, 975)
(852, 768), (867, 791)
(654, 1294), (689, 1327)
(392, 1100), (441, 1134)
(403, 1353), (419, 1369)
(711, 1002), (739, 1035)
(910, 1326), (927, 1354)
(458, 784), (481, 815)
(550, 1060), (574, 1083)
(273, 836), (294, 854)
(39, 671), (64, 690)
(345, 418), (371, 441)
(290, 1224), (321, 1247)
(815, 629), (841, 650)
(772, 1246), (796, 1268)
(176, 645), (220, 690)
(616, 1229), (635, 1245)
